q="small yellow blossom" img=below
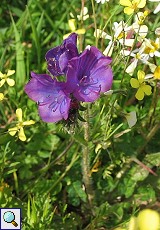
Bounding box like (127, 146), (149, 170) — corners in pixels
(0, 93), (4, 101)
(130, 70), (152, 100)
(0, 182), (9, 192)
(128, 216), (138, 230)
(120, 0), (146, 15)
(8, 108), (35, 141)
(135, 10), (149, 25)
(0, 70), (15, 87)
(153, 66), (160, 79)
(63, 19), (85, 39)
(144, 40), (159, 55)
(145, 64), (160, 79)
(137, 209), (160, 230)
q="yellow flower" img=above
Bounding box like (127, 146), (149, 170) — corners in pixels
(130, 70), (152, 100)
(0, 70), (15, 87)
(136, 10), (149, 25)
(63, 19), (85, 39)
(128, 216), (138, 230)
(120, 0), (146, 15)
(0, 182), (9, 192)
(0, 93), (4, 101)
(8, 108), (35, 141)
(137, 209), (160, 230)
(154, 66), (160, 79)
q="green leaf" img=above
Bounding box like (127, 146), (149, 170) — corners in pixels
(10, 7), (23, 17)
(67, 181), (87, 206)
(9, 162), (20, 167)
(36, 11), (44, 38)
(6, 168), (18, 175)
(37, 150), (51, 158)
(10, 13), (26, 89)
(0, 134), (12, 145)
(27, 6), (41, 71)
(30, 196), (37, 225)
(135, 185), (156, 202)
(145, 152), (160, 166)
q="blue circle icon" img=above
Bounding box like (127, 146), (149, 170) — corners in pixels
(3, 211), (18, 227)
(3, 211), (14, 223)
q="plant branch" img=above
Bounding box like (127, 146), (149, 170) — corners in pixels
(82, 104), (95, 215)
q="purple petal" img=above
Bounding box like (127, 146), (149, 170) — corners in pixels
(25, 72), (71, 122)
(66, 46), (113, 102)
(38, 93), (71, 122)
(45, 33), (78, 76)
(89, 58), (113, 92)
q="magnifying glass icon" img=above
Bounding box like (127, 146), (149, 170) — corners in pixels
(3, 211), (18, 227)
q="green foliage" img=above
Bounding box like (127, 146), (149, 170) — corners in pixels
(67, 180), (87, 206)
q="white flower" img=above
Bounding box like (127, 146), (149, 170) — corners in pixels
(123, 36), (160, 75)
(155, 27), (160, 36)
(131, 11), (149, 38)
(94, 29), (110, 39)
(103, 40), (115, 57)
(77, 7), (89, 21)
(142, 37), (160, 58)
(122, 47), (149, 76)
(124, 12), (149, 39)
(95, 21), (135, 56)
(95, 0), (110, 3)
(125, 111), (137, 128)
(134, 11), (149, 24)
(113, 21), (135, 46)
(154, 3), (160, 14)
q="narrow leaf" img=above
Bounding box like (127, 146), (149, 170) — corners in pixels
(10, 14), (26, 89)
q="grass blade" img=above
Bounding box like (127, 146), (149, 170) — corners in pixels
(10, 13), (26, 90)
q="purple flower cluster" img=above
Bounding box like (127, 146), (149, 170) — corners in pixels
(25, 33), (113, 123)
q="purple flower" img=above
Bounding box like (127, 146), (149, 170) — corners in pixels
(65, 46), (113, 102)
(25, 34), (114, 124)
(24, 72), (71, 123)
(45, 33), (79, 76)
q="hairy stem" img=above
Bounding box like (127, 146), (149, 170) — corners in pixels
(82, 105), (95, 215)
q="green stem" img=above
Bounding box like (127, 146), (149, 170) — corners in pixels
(91, 0), (97, 47)
(13, 171), (19, 196)
(137, 123), (160, 154)
(46, 152), (79, 194)
(82, 105), (95, 215)
(148, 80), (158, 128)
